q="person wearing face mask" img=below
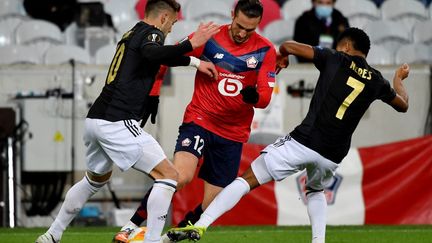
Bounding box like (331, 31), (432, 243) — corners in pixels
(293, 0), (349, 63)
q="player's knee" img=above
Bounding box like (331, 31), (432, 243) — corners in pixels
(177, 172), (194, 189)
(86, 171), (111, 187)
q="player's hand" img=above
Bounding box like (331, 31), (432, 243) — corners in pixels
(396, 63), (409, 81)
(240, 86), (259, 104)
(276, 52), (289, 74)
(197, 60), (218, 80)
(140, 95), (159, 127)
(190, 22), (220, 49)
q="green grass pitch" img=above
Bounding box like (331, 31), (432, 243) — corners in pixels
(2, 225), (432, 243)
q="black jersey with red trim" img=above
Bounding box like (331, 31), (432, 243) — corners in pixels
(87, 21), (191, 121)
(290, 46), (396, 163)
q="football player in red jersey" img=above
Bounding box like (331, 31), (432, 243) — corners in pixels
(113, 1), (288, 242)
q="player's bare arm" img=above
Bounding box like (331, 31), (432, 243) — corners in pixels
(389, 63), (409, 112)
(276, 52), (289, 74)
(189, 22), (220, 49)
(279, 40), (314, 60)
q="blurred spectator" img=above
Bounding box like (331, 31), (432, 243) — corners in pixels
(135, 0), (147, 19)
(275, 0), (288, 7)
(259, 0), (283, 31)
(293, 0), (349, 62)
(419, 0), (432, 6)
(371, 0), (386, 7)
(23, 0), (78, 31)
(372, 0), (431, 7)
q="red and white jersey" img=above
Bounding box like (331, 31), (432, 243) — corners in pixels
(183, 25), (276, 143)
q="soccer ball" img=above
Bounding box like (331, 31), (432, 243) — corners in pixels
(127, 227), (147, 243)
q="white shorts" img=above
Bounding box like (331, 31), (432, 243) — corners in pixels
(84, 118), (166, 174)
(251, 135), (338, 191)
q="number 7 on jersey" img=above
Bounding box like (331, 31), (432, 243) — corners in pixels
(336, 77), (365, 120)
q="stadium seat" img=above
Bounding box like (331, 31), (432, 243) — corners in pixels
(412, 21), (432, 44)
(15, 19), (63, 45)
(115, 20), (139, 41)
(335, 0), (381, 28)
(281, 0), (312, 21)
(184, 0), (231, 24)
(259, 0), (282, 31)
(104, 0), (139, 27)
(44, 45), (91, 65)
(364, 20), (412, 53)
(395, 43), (432, 64)
(263, 19), (295, 46)
(0, 17), (24, 46)
(367, 45), (394, 65)
(94, 43), (116, 65)
(169, 20), (200, 44)
(219, 0), (237, 8)
(0, 45), (40, 64)
(381, 0), (429, 30)
(0, 0), (26, 18)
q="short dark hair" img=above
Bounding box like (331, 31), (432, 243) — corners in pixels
(145, 0), (181, 16)
(337, 27), (371, 56)
(234, 0), (263, 18)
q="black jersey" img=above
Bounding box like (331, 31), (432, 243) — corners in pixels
(290, 46), (396, 163)
(87, 21), (191, 121)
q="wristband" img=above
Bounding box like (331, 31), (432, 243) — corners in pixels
(189, 56), (201, 68)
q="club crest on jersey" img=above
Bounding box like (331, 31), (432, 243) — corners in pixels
(296, 171), (343, 205)
(182, 138), (192, 147)
(246, 56), (258, 69)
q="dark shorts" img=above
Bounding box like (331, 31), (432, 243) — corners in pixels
(174, 122), (243, 187)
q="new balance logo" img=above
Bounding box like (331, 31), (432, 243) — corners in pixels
(214, 53), (224, 59)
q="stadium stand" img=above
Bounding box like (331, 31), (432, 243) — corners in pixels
(367, 44), (395, 65)
(364, 20), (412, 54)
(0, 45), (40, 64)
(43, 44), (91, 65)
(395, 43), (432, 64)
(15, 19), (63, 45)
(335, 0), (381, 28)
(104, 0), (139, 28)
(0, 0), (26, 18)
(184, 0), (231, 24)
(263, 19), (295, 46)
(413, 21), (432, 44)
(94, 43), (116, 65)
(0, 17), (24, 46)
(381, 0), (429, 30)
(281, 0), (312, 21)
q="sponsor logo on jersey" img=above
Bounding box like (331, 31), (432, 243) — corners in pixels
(296, 171), (343, 205)
(182, 138), (192, 147)
(214, 53), (224, 59)
(246, 56), (258, 69)
(219, 72), (245, 80)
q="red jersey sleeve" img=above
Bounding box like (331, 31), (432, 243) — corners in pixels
(255, 46), (277, 108)
(149, 65), (167, 96)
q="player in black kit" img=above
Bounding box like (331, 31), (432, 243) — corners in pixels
(168, 27), (409, 243)
(35, 1), (220, 243)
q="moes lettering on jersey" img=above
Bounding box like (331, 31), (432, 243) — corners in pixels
(350, 61), (372, 80)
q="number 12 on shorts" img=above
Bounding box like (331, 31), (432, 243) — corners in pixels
(194, 135), (204, 154)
